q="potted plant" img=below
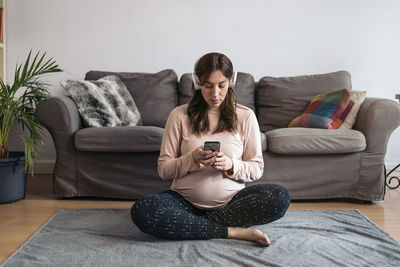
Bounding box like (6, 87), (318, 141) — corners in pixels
(0, 51), (62, 204)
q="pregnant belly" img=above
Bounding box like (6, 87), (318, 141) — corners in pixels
(171, 167), (244, 210)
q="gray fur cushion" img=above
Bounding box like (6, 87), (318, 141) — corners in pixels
(62, 75), (142, 127)
(85, 69), (178, 128)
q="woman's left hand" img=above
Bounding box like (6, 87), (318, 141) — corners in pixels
(211, 152), (233, 172)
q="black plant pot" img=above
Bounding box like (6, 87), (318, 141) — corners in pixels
(0, 152), (27, 204)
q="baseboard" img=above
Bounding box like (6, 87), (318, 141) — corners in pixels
(30, 159), (55, 174)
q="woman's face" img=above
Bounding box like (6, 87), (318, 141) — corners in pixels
(200, 70), (229, 109)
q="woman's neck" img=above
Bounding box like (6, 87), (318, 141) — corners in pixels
(207, 108), (220, 133)
(207, 106), (221, 113)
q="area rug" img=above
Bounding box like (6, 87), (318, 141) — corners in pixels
(2, 209), (400, 266)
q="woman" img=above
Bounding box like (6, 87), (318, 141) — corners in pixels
(131, 52), (290, 246)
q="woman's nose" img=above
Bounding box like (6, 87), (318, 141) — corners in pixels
(211, 86), (219, 96)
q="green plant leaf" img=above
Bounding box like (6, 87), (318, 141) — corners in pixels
(0, 51), (62, 174)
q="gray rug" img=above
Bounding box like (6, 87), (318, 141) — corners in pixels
(2, 209), (400, 267)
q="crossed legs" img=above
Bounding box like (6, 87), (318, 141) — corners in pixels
(131, 183), (290, 246)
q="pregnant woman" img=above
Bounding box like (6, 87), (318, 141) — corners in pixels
(131, 52), (290, 246)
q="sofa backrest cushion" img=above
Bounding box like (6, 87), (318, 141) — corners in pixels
(85, 69), (178, 128)
(178, 72), (256, 112)
(178, 73), (193, 106)
(255, 71), (352, 132)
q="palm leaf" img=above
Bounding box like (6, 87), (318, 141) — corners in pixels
(0, 50), (62, 174)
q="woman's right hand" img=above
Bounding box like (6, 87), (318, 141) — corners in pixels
(192, 145), (218, 167)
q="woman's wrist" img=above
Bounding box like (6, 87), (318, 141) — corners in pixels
(226, 158), (234, 175)
(191, 150), (201, 169)
(191, 151), (198, 164)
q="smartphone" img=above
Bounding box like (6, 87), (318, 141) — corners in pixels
(204, 141), (220, 152)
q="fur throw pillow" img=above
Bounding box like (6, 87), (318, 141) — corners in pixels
(62, 75), (142, 127)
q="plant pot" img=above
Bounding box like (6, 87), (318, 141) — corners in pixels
(0, 152), (27, 204)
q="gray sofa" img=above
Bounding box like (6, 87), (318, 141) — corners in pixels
(36, 70), (400, 201)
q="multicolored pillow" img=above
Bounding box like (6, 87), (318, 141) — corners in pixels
(288, 89), (354, 129)
(339, 90), (366, 129)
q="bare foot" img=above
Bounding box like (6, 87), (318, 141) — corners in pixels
(227, 227), (271, 246)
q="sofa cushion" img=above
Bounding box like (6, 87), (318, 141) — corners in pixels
(256, 71), (352, 132)
(85, 69), (178, 128)
(178, 72), (256, 112)
(265, 128), (366, 154)
(178, 73), (194, 106)
(62, 76), (142, 127)
(339, 90), (367, 129)
(74, 126), (164, 152)
(288, 89), (353, 129)
(260, 132), (267, 152)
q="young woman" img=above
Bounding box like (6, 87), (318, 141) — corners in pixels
(131, 52), (290, 246)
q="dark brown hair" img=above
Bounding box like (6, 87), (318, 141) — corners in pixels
(187, 52), (238, 135)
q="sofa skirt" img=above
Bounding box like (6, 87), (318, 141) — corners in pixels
(53, 150), (384, 201)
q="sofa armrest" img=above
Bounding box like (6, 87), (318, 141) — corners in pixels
(35, 96), (83, 197)
(353, 97), (400, 200)
(36, 96), (83, 134)
(354, 97), (400, 153)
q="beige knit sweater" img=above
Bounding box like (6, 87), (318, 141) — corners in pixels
(158, 104), (263, 210)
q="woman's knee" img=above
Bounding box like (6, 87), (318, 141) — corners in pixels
(269, 184), (291, 218)
(255, 184), (290, 218)
(251, 183), (290, 201)
(274, 184), (291, 203)
(131, 194), (164, 233)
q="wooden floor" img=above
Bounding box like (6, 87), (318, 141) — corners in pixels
(1, 174), (400, 264)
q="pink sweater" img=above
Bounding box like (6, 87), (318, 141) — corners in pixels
(158, 104), (264, 210)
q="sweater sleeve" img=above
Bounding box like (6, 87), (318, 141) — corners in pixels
(225, 111), (264, 182)
(157, 108), (199, 180)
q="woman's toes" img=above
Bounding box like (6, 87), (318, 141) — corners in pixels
(253, 229), (271, 246)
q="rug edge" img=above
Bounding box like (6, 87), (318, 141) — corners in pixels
(354, 209), (400, 245)
(1, 209), (66, 266)
(291, 209), (400, 245)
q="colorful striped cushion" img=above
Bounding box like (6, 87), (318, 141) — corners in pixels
(339, 90), (367, 129)
(288, 89), (354, 129)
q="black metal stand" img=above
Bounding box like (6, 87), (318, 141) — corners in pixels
(385, 94), (400, 189)
(385, 163), (400, 189)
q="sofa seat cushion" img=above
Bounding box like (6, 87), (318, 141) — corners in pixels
(75, 126), (164, 152)
(265, 128), (366, 155)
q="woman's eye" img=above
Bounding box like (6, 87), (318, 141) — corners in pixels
(204, 83), (226, 89)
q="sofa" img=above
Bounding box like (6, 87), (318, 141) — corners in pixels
(35, 69), (400, 202)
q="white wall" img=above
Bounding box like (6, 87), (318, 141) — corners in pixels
(6, 0), (400, 170)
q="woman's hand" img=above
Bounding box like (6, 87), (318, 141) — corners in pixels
(211, 152), (234, 173)
(192, 146), (219, 167)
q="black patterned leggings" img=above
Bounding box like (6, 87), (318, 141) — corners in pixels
(131, 183), (290, 240)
